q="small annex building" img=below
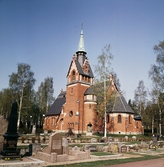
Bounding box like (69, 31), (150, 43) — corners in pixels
(43, 29), (143, 135)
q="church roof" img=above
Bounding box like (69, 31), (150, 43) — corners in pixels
(107, 92), (135, 114)
(84, 86), (94, 95)
(46, 91), (66, 116)
(75, 58), (94, 77)
(134, 115), (142, 120)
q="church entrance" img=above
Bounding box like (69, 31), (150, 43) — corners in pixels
(87, 123), (92, 132)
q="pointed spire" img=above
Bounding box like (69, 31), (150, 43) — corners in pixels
(78, 24), (85, 52)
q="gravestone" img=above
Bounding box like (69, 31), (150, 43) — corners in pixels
(49, 133), (62, 155)
(121, 145), (127, 153)
(62, 137), (68, 154)
(108, 137), (113, 142)
(91, 138), (97, 143)
(118, 142), (123, 153)
(125, 136), (128, 141)
(32, 125), (36, 134)
(108, 143), (115, 152)
(0, 101), (20, 160)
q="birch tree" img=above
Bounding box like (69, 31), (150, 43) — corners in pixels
(149, 40), (164, 137)
(9, 63), (35, 130)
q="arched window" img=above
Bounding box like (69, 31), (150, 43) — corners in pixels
(118, 115), (121, 123)
(71, 70), (76, 81)
(69, 111), (73, 117)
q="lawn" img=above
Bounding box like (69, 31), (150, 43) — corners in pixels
(46, 154), (164, 167)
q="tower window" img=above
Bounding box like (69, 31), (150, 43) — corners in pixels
(71, 70), (76, 81)
(69, 111), (73, 117)
(129, 115), (131, 124)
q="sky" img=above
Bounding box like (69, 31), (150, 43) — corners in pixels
(0, 0), (164, 101)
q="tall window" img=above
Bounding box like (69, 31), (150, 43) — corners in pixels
(72, 70), (76, 81)
(118, 115), (121, 123)
(129, 115), (131, 124)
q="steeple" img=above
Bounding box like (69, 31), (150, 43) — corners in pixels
(77, 27), (85, 53)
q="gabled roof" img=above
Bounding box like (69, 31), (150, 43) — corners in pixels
(46, 91), (66, 116)
(66, 56), (94, 78)
(75, 58), (94, 77)
(107, 92), (135, 114)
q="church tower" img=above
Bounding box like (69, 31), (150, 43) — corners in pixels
(63, 29), (94, 133)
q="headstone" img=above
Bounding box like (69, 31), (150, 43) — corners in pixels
(108, 137), (113, 142)
(91, 138), (97, 143)
(108, 143), (115, 152)
(32, 125), (36, 134)
(118, 142), (123, 153)
(49, 133), (62, 155)
(141, 141), (149, 148)
(132, 136), (137, 141)
(0, 101), (20, 160)
(62, 138), (68, 147)
(125, 136), (128, 141)
(62, 138), (68, 154)
(121, 145), (127, 153)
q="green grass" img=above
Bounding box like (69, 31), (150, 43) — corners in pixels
(90, 152), (114, 156)
(46, 154), (164, 167)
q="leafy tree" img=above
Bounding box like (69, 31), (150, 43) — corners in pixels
(149, 41), (164, 91)
(9, 63), (36, 130)
(134, 80), (147, 116)
(149, 40), (164, 136)
(94, 44), (120, 137)
(36, 76), (54, 127)
(0, 88), (13, 118)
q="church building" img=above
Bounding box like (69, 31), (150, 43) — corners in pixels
(43, 29), (143, 135)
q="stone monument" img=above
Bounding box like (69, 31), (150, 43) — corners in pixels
(0, 101), (20, 160)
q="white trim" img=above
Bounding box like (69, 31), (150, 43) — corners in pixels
(67, 83), (77, 87)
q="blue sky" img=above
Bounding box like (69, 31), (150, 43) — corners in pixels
(0, 0), (164, 101)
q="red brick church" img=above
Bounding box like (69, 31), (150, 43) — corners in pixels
(43, 29), (143, 135)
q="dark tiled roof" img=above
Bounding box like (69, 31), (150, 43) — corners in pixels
(46, 91), (66, 116)
(134, 115), (142, 120)
(84, 86), (94, 95)
(75, 59), (94, 78)
(66, 57), (94, 78)
(107, 92), (135, 114)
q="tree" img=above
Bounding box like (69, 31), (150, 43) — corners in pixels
(149, 41), (164, 91)
(36, 76), (54, 127)
(149, 40), (164, 137)
(9, 63), (36, 130)
(0, 88), (13, 118)
(94, 44), (120, 137)
(134, 80), (147, 116)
